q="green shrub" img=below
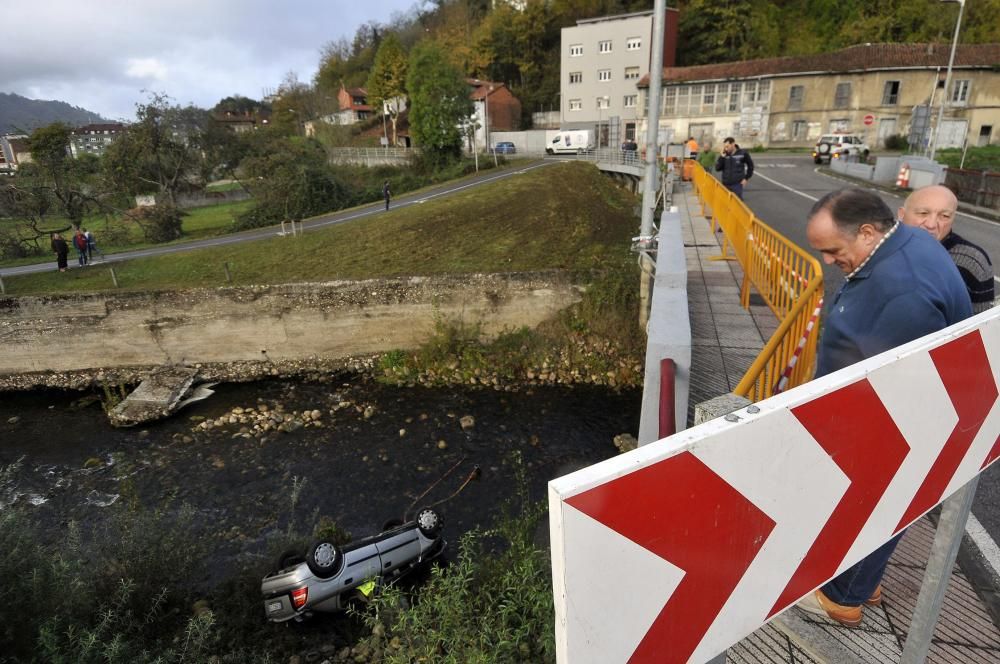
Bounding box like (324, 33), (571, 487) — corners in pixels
(883, 134), (909, 151)
(131, 204), (185, 243)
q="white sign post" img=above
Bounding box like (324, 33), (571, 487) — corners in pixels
(550, 309), (1000, 663)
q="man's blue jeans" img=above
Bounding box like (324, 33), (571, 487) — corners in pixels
(725, 182), (744, 199)
(821, 532), (903, 606)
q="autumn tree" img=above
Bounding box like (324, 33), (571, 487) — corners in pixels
(407, 40), (473, 165)
(366, 34), (409, 146)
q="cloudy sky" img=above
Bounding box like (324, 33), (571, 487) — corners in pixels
(1, 0), (420, 120)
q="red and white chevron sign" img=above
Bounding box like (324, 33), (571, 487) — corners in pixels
(549, 310), (1000, 664)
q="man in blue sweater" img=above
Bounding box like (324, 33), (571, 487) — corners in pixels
(797, 188), (972, 626)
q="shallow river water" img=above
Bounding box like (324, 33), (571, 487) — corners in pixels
(1, 374), (641, 574)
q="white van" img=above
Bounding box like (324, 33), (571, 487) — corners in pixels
(546, 130), (595, 154)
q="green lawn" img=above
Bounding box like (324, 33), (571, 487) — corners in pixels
(0, 200), (254, 268)
(5, 162), (638, 295)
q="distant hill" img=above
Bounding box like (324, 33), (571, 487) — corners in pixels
(0, 92), (108, 135)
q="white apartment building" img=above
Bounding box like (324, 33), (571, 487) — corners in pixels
(560, 9), (678, 146)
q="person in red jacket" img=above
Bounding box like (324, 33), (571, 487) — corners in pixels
(72, 229), (89, 267)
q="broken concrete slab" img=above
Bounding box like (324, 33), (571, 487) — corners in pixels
(109, 366), (205, 427)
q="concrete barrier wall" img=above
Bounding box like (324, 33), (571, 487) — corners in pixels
(0, 273), (580, 375)
(638, 206), (691, 443)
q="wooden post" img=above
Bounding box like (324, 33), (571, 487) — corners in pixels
(224, 262), (232, 283)
(0, 274), (5, 295)
(109, 267), (119, 288)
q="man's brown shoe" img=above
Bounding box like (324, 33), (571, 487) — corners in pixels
(865, 585), (882, 607)
(796, 589), (863, 627)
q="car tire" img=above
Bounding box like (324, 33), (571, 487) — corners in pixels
(817, 143), (831, 155)
(278, 548), (306, 570)
(813, 157), (822, 164)
(306, 540), (344, 579)
(415, 508), (442, 539)
(862, 149), (870, 160)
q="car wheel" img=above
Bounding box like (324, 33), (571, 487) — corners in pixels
(817, 143), (831, 155)
(415, 508), (442, 538)
(813, 157), (822, 164)
(862, 149), (870, 160)
(278, 548), (306, 570)
(306, 540), (343, 579)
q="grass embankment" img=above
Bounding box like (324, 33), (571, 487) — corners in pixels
(934, 145), (1000, 172)
(5, 161), (636, 296)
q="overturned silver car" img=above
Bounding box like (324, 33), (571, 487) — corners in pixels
(261, 508), (445, 623)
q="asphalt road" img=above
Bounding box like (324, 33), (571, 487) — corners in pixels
(739, 153), (1000, 569)
(0, 160), (555, 278)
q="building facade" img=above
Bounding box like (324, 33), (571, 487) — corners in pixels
(637, 43), (1000, 152)
(468, 79), (522, 149)
(69, 123), (125, 158)
(560, 9), (678, 146)
(333, 86), (372, 125)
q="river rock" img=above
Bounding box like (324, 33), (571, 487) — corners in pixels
(459, 415), (475, 430)
(7, 416), (19, 424)
(613, 433), (637, 453)
(437, 440), (448, 450)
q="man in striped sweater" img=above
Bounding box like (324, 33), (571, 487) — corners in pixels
(900, 185), (994, 313)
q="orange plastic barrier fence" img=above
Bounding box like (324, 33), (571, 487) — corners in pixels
(690, 161), (824, 401)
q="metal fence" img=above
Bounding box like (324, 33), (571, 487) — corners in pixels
(326, 147), (419, 166)
(944, 167), (1000, 210)
(690, 161), (824, 402)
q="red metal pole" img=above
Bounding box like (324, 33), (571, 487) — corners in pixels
(659, 358), (676, 438)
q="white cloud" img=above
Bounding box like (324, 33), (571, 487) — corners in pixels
(125, 58), (168, 81)
(0, 0), (420, 120)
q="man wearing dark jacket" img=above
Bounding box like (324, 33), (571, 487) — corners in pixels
(714, 137), (754, 199)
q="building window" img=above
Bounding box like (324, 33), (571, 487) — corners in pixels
(624, 95), (637, 108)
(626, 37), (641, 50)
(951, 80), (970, 105)
(788, 85), (804, 111)
(728, 82), (741, 112)
(596, 96), (610, 110)
(569, 99), (582, 111)
(625, 122), (636, 140)
(570, 44), (583, 57)
(598, 69), (611, 82)
(792, 120), (808, 141)
(598, 40), (612, 54)
(834, 82), (851, 109)
(663, 87), (676, 115)
(624, 66), (640, 80)
(569, 72), (582, 84)
(882, 81), (900, 106)
(829, 118), (850, 133)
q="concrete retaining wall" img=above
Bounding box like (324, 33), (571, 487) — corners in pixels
(0, 273), (581, 375)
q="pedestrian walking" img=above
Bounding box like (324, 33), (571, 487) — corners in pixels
(51, 233), (69, 272)
(72, 229), (88, 267)
(82, 228), (103, 263)
(382, 180), (391, 211)
(714, 137), (753, 199)
(796, 188), (971, 627)
(899, 184), (994, 313)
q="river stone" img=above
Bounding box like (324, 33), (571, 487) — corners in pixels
(7, 416), (19, 424)
(613, 433), (638, 453)
(459, 415), (475, 430)
(437, 440), (448, 450)
(310, 409), (321, 420)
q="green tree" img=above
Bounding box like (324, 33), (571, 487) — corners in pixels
(103, 94), (208, 206)
(235, 135), (348, 230)
(407, 40), (473, 165)
(366, 34), (409, 146)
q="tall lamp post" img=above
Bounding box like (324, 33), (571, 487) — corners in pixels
(929, 0), (966, 161)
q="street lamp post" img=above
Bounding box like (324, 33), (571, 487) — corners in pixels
(929, 0), (966, 161)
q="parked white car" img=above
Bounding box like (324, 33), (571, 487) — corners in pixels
(813, 134), (870, 164)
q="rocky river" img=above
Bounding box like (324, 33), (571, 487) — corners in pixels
(0, 371), (640, 659)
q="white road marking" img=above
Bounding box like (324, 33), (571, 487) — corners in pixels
(753, 172), (820, 202)
(967, 511), (1000, 581)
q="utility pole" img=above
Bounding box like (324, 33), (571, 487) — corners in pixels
(929, 0), (965, 161)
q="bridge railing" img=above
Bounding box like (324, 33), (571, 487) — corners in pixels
(690, 161), (824, 402)
(327, 147), (419, 164)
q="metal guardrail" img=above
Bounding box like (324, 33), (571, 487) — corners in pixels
(944, 167), (1000, 210)
(327, 147), (419, 164)
(690, 161), (824, 402)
